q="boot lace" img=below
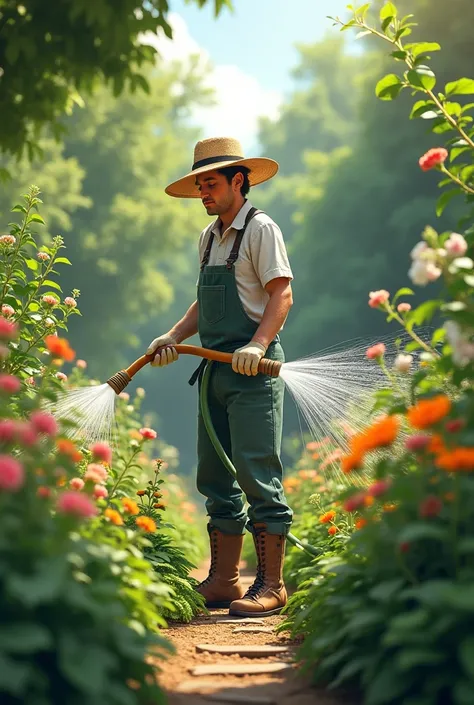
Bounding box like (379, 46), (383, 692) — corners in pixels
(243, 531), (266, 599)
(198, 532), (218, 587)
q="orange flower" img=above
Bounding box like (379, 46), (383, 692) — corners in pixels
(328, 526), (339, 536)
(364, 495), (374, 507)
(427, 434), (446, 455)
(407, 395), (451, 429)
(122, 498), (139, 515)
(355, 518), (367, 529)
(435, 448), (474, 472)
(383, 503), (397, 512)
(320, 448), (343, 470)
(341, 453), (364, 473)
(45, 335), (75, 362)
(105, 508), (123, 526)
(444, 492), (456, 502)
(153, 502), (166, 510)
(136, 490), (146, 496)
(136, 516), (156, 533)
(353, 415), (400, 453)
(56, 438), (82, 463)
(319, 510), (336, 524)
(299, 469), (317, 480)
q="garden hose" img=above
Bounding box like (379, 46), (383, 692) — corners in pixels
(199, 360), (320, 557)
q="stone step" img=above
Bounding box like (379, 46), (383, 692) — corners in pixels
(190, 662), (294, 676)
(196, 644), (291, 657)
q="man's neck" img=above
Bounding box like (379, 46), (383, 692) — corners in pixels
(219, 197), (246, 233)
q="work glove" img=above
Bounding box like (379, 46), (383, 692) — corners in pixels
(146, 333), (179, 367)
(232, 341), (267, 376)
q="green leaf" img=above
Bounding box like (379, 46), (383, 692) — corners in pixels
(431, 328), (446, 345)
(376, 74), (404, 101)
(0, 624), (52, 653)
(10, 204), (27, 213)
(410, 99), (437, 119)
(398, 523), (446, 543)
(407, 66), (436, 91)
(0, 654), (31, 696)
(24, 258), (39, 272)
(42, 279), (62, 292)
(464, 274), (474, 287)
(55, 256), (72, 265)
(58, 633), (118, 694)
(380, 2), (397, 22)
(28, 213), (45, 225)
(459, 637), (474, 678)
(369, 579), (404, 603)
(365, 663), (411, 705)
(391, 50), (407, 60)
(392, 287), (414, 305)
(7, 557), (67, 606)
(397, 649), (443, 670)
(406, 42), (441, 58)
(436, 188), (459, 216)
(446, 78), (474, 96)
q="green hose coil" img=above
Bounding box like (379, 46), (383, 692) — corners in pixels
(199, 360), (320, 557)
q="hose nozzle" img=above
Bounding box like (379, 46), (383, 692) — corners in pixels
(106, 370), (131, 395)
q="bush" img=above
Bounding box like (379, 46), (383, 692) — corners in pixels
(281, 5), (474, 704)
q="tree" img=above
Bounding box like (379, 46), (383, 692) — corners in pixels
(0, 0), (231, 161)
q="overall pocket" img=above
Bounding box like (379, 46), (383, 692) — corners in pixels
(199, 285), (226, 325)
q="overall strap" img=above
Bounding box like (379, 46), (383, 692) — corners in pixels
(226, 207), (263, 270)
(200, 231), (215, 271)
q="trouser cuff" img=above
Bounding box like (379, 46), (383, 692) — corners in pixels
(249, 521), (292, 536)
(209, 518), (247, 535)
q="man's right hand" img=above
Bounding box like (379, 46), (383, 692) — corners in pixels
(146, 333), (179, 367)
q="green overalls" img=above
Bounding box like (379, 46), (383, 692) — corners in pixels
(194, 207), (293, 536)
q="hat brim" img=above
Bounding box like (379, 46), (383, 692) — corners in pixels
(165, 157), (279, 198)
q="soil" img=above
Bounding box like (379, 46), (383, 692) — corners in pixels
(154, 561), (359, 705)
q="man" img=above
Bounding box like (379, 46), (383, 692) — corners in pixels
(147, 137), (294, 617)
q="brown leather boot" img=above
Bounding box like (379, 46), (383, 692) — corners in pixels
(229, 523), (287, 617)
(195, 525), (245, 608)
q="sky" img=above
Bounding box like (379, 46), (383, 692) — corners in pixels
(151, 0), (353, 152)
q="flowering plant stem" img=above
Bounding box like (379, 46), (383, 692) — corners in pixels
(108, 446), (141, 500)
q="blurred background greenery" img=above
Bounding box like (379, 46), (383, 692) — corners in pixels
(1, 0), (472, 477)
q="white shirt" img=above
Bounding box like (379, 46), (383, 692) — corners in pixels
(197, 200), (293, 325)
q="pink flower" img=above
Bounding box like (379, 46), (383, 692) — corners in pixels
(368, 290), (390, 309)
(16, 422), (37, 447)
(343, 492), (367, 512)
(0, 234), (16, 246)
(42, 295), (58, 306)
(56, 372), (67, 382)
(119, 392), (130, 402)
(0, 375), (21, 394)
(90, 441), (112, 465)
(70, 477), (85, 491)
(405, 434), (431, 452)
(26, 376), (35, 386)
(419, 147), (448, 171)
(93, 484), (108, 499)
(0, 455), (24, 491)
(0, 317), (18, 340)
(368, 479), (391, 497)
(1, 305), (14, 317)
(37, 486), (51, 498)
(30, 411), (58, 436)
(445, 233), (468, 257)
(419, 495), (443, 518)
(64, 297), (77, 308)
(139, 427), (157, 440)
(37, 252), (50, 262)
(76, 359), (87, 369)
(57, 491), (98, 518)
(84, 463), (108, 484)
(397, 302), (411, 313)
(0, 419), (16, 443)
(366, 343), (386, 360)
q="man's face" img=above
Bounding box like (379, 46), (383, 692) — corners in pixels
(196, 170), (241, 216)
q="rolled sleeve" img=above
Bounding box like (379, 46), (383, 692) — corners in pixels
(250, 221), (294, 288)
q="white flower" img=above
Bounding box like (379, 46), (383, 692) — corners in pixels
(420, 352), (436, 363)
(410, 242), (428, 260)
(394, 354), (413, 373)
(44, 317), (55, 327)
(445, 233), (468, 258)
(445, 320), (474, 367)
(408, 260), (442, 286)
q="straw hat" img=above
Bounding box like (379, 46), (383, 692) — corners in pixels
(165, 137), (279, 198)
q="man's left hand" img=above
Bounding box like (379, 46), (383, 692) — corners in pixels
(232, 341), (267, 376)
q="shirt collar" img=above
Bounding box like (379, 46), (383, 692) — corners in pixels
(211, 200), (254, 238)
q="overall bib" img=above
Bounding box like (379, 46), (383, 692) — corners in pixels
(195, 208), (293, 536)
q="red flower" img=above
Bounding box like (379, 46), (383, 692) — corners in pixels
(368, 479), (391, 497)
(419, 495), (443, 518)
(366, 343), (386, 360)
(344, 491), (366, 512)
(445, 419), (464, 433)
(419, 147), (448, 171)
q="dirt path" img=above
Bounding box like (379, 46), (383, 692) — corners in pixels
(157, 562), (358, 705)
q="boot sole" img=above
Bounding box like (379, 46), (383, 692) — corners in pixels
(228, 606), (283, 618)
(205, 600), (233, 609)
